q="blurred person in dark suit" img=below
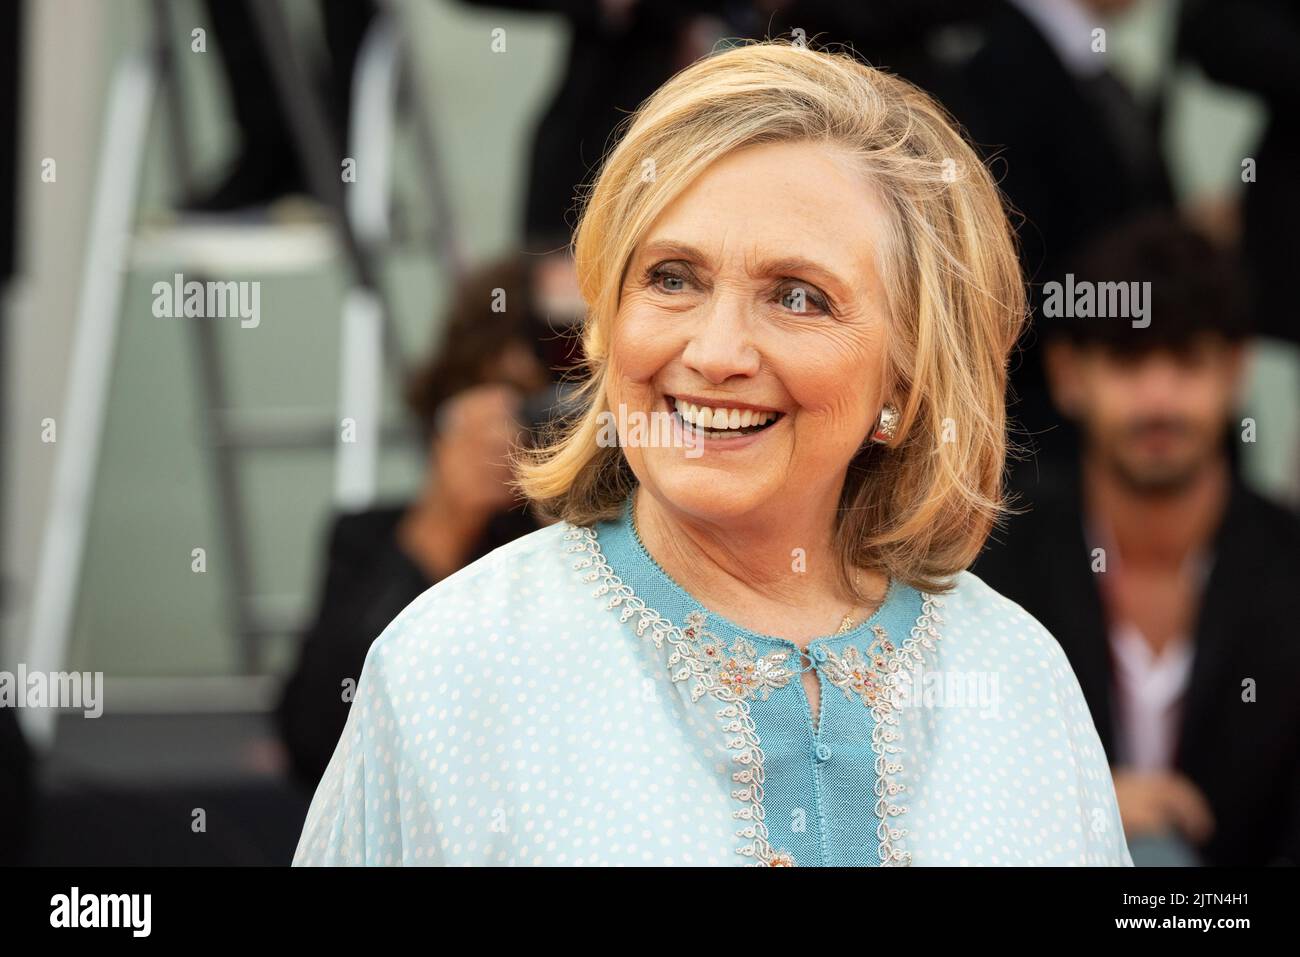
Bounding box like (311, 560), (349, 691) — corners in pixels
(1180, 0), (1300, 347)
(459, 0), (744, 245)
(276, 254), (571, 790)
(187, 0), (379, 212)
(973, 213), (1300, 866)
(928, 0), (1175, 472)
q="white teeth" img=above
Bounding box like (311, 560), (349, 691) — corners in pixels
(671, 397), (779, 432)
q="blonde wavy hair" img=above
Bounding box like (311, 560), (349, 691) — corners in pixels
(515, 40), (1026, 595)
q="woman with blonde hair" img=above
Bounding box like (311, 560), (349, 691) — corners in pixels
(294, 40), (1131, 866)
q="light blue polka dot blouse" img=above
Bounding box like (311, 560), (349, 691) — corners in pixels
(293, 494), (1133, 866)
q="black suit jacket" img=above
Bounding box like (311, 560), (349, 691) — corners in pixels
(972, 473), (1300, 865)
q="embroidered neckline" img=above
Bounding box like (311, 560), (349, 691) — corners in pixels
(565, 518), (946, 867)
(823, 624), (894, 710)
(683, 611), (796, 701)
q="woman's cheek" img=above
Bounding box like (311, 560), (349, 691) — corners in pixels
(618, 309), (684, 376)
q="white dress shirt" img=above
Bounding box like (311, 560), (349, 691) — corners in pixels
(1109, 620), (1195, 771)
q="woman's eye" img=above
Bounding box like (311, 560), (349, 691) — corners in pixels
(649, 265), (691, 293)
(777, 282), (829, 314)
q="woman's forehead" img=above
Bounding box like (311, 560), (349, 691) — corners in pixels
(626, 143), (888, 300)
(636, 141), (883, 262)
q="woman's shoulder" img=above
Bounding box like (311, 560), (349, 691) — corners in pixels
(906, 572), (1129, 865)
(360, 521), (584, 667)
(935, 568), (1076, 676)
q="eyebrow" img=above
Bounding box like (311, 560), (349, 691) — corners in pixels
(635, 239), (853, 296)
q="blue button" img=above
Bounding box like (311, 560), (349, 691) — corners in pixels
(815, 744), (831, 762)
(812, 646), (828, 663)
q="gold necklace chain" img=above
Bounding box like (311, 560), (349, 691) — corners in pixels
(837, 570), (865, 634)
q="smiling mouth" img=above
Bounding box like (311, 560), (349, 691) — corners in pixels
(665, 395), (785, 438)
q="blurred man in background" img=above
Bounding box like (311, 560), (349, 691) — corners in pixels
(974, 213), (1300, 866)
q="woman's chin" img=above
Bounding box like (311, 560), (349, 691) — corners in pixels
(642, 468), (776, 524)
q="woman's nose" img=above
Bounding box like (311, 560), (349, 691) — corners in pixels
(680, 298), (761, 383)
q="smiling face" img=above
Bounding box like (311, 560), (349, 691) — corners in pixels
(605, 139), (894, 530)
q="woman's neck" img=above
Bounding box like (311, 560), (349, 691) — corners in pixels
(632, 487), (885, 646)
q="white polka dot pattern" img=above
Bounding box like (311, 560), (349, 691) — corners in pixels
(292, 522), (1133, 866)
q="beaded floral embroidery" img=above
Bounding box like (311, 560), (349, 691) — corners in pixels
(823, 623), (896, 710)
(682, 611), (794, 702)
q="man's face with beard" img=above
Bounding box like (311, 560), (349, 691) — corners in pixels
(1046, 335), (1245, 494)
